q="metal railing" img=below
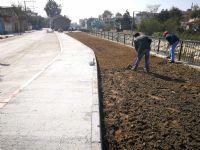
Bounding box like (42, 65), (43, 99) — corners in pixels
(91, 30), (200, 66)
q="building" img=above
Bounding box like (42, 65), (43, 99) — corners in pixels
(79, 19), (88, 29)
(0, 17), (5, 34)
(0, 7), (19, 34)
(181, 18), (200, 31)
(186, 18), (200, 31)
(0, 6), (27, 34)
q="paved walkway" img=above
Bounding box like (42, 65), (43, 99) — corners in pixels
(0, 32), (101, 150)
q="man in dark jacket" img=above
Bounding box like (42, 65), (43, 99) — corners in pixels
(163, 31), (180, 63)
(132, 33), (152, 72)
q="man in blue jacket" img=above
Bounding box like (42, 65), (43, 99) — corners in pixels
(132, 33), (152, 73)
(163, 31), (180, 63)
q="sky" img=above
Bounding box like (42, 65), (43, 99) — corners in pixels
(1, 0), (200, 23)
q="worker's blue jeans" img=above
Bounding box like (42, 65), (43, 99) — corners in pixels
(133, 50), (150, 69)
(169, 41), (179, 62)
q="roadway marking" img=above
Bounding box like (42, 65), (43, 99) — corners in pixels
(0, 102), (7, 108)
(0, 89), (20, 109)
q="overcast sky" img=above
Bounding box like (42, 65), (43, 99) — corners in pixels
(1, 0), (200, 23)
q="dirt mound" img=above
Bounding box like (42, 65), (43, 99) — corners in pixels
(67, 32), (200, 150)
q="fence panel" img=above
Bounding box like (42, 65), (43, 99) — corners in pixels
(124, 34), (133, 46)
(90, 31), (200, 66)
(150, 37), (161, 53)
(180, 41), (200, 65)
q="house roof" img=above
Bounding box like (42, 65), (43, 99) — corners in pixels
(0, 7), (17, 17)
(52, 15), (63, 20)
(186, 18), (200, 25)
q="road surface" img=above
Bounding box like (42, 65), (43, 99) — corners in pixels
(0, 30), (60, 102)
(0, 32), (101, 149)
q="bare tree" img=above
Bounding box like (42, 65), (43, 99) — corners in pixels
(102, 10), (113, 21)
(146, 4), (161, 13)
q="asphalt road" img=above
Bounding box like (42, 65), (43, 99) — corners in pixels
(0, 30), (60, 102)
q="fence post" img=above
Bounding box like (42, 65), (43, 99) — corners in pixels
(157, 38), (160, 53)
(178, 41), (184, 61)
(117, 33), (119, 42)
(112, 32), (113, 41)
(104, 32), (105, 38)
(124, 34), (126, 44)
(108, 32), (109, 40)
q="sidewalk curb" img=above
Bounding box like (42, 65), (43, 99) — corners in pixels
(91, 55), (102, 149)
(56, 32), (102, 150)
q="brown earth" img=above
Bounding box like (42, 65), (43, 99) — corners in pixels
(67, 32), (200, 150)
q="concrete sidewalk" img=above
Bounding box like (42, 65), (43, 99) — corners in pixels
(0, 33), (101, 149)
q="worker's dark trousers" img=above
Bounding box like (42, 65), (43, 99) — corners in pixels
(133, 50), (150, 69)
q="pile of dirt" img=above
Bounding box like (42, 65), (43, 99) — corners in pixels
(67, 32), (200, 150)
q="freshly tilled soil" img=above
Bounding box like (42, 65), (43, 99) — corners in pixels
(67, 32), (200, 150)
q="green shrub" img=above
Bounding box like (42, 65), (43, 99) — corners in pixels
(137, 19), (163, 35)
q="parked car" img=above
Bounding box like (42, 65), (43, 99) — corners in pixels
(58, 28), (63, 32)
(47, 28), (54, 33)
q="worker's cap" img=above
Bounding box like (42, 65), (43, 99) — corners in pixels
(163, 31), (168, 37)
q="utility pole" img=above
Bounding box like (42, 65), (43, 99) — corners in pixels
(24, 1), (27, 12)
(131, 11), (135, 34)
(24, 0), (36, 31)
(24, 0), (36, 12)
(131, 11), (141, 34)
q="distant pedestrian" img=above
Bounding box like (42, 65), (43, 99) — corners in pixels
(163, 31), (180, 63)
(132, 33), (152, 73)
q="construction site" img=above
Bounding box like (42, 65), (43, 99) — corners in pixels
(67, 32), (200, 149)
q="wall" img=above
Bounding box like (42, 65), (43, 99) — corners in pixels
(0, 18), (5, 34)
